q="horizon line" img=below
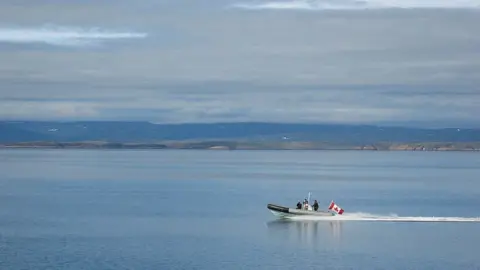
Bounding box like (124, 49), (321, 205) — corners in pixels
(1, 120), (478, 130)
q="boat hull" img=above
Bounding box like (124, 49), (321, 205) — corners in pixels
(267, 203), (335, 218)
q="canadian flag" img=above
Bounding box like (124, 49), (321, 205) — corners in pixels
(328, 201), (344, 215)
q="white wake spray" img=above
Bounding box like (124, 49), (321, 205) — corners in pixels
(288, 212), (480, 222)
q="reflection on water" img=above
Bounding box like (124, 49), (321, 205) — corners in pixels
(265, 219), (343, 249)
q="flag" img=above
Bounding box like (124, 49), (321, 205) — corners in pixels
(328, 201), (344, 215)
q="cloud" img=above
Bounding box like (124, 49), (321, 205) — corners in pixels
(231, 0), (480, 10)
(0, 1), (479, 127)
(0, 25), (147, 47)
(1, 79), (478, 127)
(0, 100), (99, 120)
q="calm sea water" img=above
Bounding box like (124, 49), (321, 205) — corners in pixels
(1, 149), (480, 269)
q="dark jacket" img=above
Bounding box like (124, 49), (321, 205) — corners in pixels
(313, 201), (319, 211)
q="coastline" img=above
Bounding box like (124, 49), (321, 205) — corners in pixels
(1, 141), (479, 151)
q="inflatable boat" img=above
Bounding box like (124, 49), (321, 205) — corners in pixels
(267, 193), (345, 219)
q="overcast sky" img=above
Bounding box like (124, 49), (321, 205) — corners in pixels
(1, 0), (479, 127)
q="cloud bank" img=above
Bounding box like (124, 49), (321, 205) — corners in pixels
(0, 1), (479, 128)
(0, 25), (147, 47)
(232, 0), (480, 10)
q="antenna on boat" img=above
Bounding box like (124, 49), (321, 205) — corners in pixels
(308, 192), (311, 203)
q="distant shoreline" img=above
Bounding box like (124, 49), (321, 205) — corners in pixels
(3, 121), (479, 151)
(1, 141), (479, 151)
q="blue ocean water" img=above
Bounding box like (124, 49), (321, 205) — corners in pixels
(1, 149), (479, 269)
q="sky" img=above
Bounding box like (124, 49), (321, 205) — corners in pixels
(1, 0), (479, 127)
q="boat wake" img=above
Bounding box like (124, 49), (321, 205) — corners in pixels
(287, 212), (480, 223)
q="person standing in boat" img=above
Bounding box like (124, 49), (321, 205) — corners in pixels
(296, 201), (302, 209)
(313, 200), (319, 211)
(303, 198), (309, 210)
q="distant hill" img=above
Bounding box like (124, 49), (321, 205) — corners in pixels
(1, 121), (479, 145)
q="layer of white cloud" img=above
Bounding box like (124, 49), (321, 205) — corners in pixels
(232, 0), (480, 10)
(0, 2), (479, 127)
(1, 80), (478, 127)
(0, 25), (147, 46)
(0, 101), (99, 119)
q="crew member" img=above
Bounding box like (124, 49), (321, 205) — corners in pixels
(296, 201), (302, 209)
(303, 199), (309, 210)
(313, 200), (319, 211)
